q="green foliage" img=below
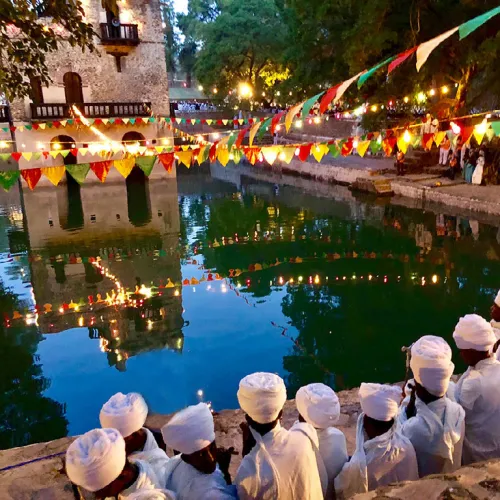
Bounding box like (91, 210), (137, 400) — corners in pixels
(0, 0), (96, 102)
(160, 0), (178, 74)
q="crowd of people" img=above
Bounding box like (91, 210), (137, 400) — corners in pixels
(173, 102), (218, 113)
(64, 291), (500, 499)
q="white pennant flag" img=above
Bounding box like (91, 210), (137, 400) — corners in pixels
(334, 71), (366, 104)
(416, 27), (458, 71)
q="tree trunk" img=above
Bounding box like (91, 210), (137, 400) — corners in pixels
(453, 65), (475, 116)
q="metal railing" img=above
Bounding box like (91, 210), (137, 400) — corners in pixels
(100, 23), (140, 45)
(30, 102), (152, 119)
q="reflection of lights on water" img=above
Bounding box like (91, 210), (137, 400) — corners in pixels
(368, 275), (373, 281)
(147, 320), (153, 330)
(176, 338), (182, 349)
(237, 282), (242, 288)
(278, 276), (284, 285)
(174, 290), (180, 296)
(78, 316), (84, 327)
(432, 275), (438, 284)
(421, 277), (426, 286)
(298, 276), (303, 283)
(314, 275), (320, 284)
(221, 284), (227, 293)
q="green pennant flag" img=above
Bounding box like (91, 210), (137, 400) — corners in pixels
(47, 122), (53, 128)
(109, 118), (115, 124)
(66, 164), (90, 185)
(0, 171), (20, 191)
(301, 92), (325, 119)
(413, 135), (422, 148)
(227, 133), (237, 150)
(135, 156), (156, 176)
(61, 150), (70, 158)
(2, 128), (8, 133)
(129, 118), (136, 125)
(328, 143), (340, 158)
(0, 153), (10, 161)
(459, 6), (500, 39)
(24, 125), (32, 131)
(87, 119), (94, 125)
(67, 119), (74, 125)
(200, 145), (210, 164)
(257, 117), (273, 141)
(358, 56), (396, 88)
(149, 117), (155, 123)
(370, 140), (382, 154)
(33, 152), (42, 160)
(490, 121), (500, 136)
(232, 148), (243, 164)
(446, 130), (454, 141)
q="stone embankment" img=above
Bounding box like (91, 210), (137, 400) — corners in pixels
(2, 384), (500, 499)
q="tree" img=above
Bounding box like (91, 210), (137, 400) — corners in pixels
(160, 0), (178, 75)
(0, 0), (99, 102)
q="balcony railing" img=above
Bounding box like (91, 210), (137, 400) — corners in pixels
(100, 23), (140, 46)
(30, 102), (152, 120)
(0, 105), (11, 123)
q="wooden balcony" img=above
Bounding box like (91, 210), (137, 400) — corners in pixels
(0, 105), (11, 123)
(30, 102), (152, 120)
(100, 23), (140, 46)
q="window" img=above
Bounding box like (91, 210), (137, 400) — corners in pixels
(63, 72), (83, 104)
(30, 76), (44, 104)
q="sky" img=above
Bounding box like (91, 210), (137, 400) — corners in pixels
(173, 0), (188, 13)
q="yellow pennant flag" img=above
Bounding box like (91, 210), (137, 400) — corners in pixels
(218, 135), (230, 146)
(434, 131), (446, 147)
(249, 121), (262, 146)
(356, 140), (371, 157)
(122, 118), (130, 124)
(42, 166), (65, 186)
(39, 123), (46, 130)
(217, 147), (230, 167)
(206, 119), (213, 125)
(79, 148), (88, 156)
(22, 152), (33, 161)
(102, 119), (109, 125)
(49, 151), (60, 159)
(285, 102), (304, 132)
(397, 137), (408, 154)
(238, 119), (244, 125)
(181, 145), (190, 151)
(155, 146), (164, 154)
(312, 143), (329, 162)
(177, 150), (193, 168)
(280, 146), (296, 164)
(222, 119), (229, 125)
(473, 129), (485, 145)
(60, 120), (67, 127)
(191, 119), (196, 125)
(114, 158), (135, 178)
(197, 145), (210, 164)
(262, 146), (280, 165)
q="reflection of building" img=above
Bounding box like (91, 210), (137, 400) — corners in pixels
(23, 177), (185, 370)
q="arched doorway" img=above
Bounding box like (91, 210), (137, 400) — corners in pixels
(122, 132), (152, 227)
(63, 72), (83, 104)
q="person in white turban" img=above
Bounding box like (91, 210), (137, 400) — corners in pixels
(490, 291), (500, 359)
(398, 336), (465, 477)
(65, 428), (163, 499)
(453, 314), (500, 464)
(235, 372), (326, 500)
(100, 393), (169, 484)
(161, 403), (237, 500)
(334, 383), (418, 499)
(296, 383), (348, 497)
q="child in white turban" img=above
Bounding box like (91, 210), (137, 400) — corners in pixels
(100, 392), (169, 484)
(161, 403), (237, 500)
(65, 428), (163, 499)
(296, 383), (348, 497)
(335, 383), (418, 499)
(235, 372), (326, 500)
(398, 335), (465, 477)
(453, 314), (500, 464)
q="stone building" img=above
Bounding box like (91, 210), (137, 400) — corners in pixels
(2, 0), (173, 182)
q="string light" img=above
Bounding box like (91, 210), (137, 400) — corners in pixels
(429, 88), (436, 96)
(442, 86), (449, 94)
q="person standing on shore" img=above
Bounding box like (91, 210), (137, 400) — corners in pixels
(296, 383), (348, 498)
(334, 383), (418, 499)
(235, 372), (326, 500)
(398, 336), (465, 476)
(453, 314), (500, 464)
(161, 403), (237, 500)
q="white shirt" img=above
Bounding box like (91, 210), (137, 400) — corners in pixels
(163, 455), (237, 500)
(317, 427), (348, 497)
(398, 396), (465, 477)
(455, 357), (500, 464)
(334, 414), (418, 499)
(118, 459), (163, 499)
(491, 320), (500, 361)
(235, 421), (325, 500)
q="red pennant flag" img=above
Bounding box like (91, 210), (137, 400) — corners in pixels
(388, 47), (417, 75)
(235, 127), (249, 148)
(11, 152), (22, 162)
(94, 118), (102, 126)
(42, 151), (50, 160)
(21, 168), (42, 190)
(244, 147), (261, 165)
(70, 148), (78, 157)
(53, 120), (61, 128)
(298, 144), (312, 161)
(90, 160), (112, 182)
(217, 120), (223, 125)
(114, 118), (123, 125)
(382, 137), (397, 156)
(341, 139), (354, 156)
(10, 126), (16, 132)
(461, 126), (474, 144)
(32, 123), (39, 130)
(200, 119), (206, 124)
(209, 143), (218, 163)
(423, 133), (434, 150)
(271, 111), (286, 135)
(319, 84), (341, 114)
(158, 153), (175, 172)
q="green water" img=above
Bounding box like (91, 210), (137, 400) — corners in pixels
(1, 167), (499, 450)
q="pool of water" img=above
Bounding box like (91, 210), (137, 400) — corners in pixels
(1, 166), (499, 450)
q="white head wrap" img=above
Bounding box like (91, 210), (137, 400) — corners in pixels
(99, 392), (148, 438)
(161, 403), (215, 455)
(453, 314), (496, 351)
(359, 383), (400, 422)
(410, 335), (454, 397)
(66, 428), (126, 492)
(296, 383), (340, 429)
(495, 290), (500, 308)
(128, 489), (177, 500)
(237, 372), (287, 424)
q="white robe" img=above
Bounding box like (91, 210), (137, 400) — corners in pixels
(235, 421), (325, 500)
(118, 459), (163, 499)
(130, 428), (170, 486)
(455, 357), (500, 464)
(163, 455), (237, 500)
(317, 427), (348, 498)
(334, 414), (418, 499)
(491, 320), (500, 361)
(472, 156), (484, 185)
(398, 396), (465, 477)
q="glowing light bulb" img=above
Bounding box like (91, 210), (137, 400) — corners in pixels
(403, 96), (409, 103)
(432, 275), (438, 284)
(429, 88), (436, 96)
(450, 121), (461, 134)
(313, 117), (320, 124)
(371, 105), (378, 112)
(441, 86), (449, 94)
(213, 88), (218, 94)
(403, 130), (411, 143)
(475, 118), (488, 135)
(295, 120), (302, 129)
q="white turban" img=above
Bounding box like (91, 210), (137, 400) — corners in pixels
(128, 489), (177, 500)
(359, 383), (400, 422)
(296, 383), (340, 429)
(66, 428), (126, 492)
(100, 392), (148, 438)
(495, 290), (500, 308)
(237, 372), (287, 424)
(161, 403), (215, 455)
(453, 314), (496, 351)
(410, 335), (454, 397)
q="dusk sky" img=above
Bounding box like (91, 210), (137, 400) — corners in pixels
(173, 0), (188, 13)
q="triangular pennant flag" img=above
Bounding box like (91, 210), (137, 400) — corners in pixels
(175, 118), (182, 124)
(280, 146), (296, 164)
(238, 119), (244, 125)
(177, 150), (193, 168)
(234, 127), (248, 148)
(341, 139), (354, 156)
(42, 166), (65, 186)
(135, 156), (156, 176)
(446, 130), (454, 142)
(11, 152), (22, 162)
(412, 135), (422, 148)
(90, 161), (112, 182)
(358, 56), (396, 88)
(231, 148), (243, 164)
(319, 84), (341, 114)
(370, 140), (382, 154)
(79, 148), (88, 156)
(298, 144), (312, 161)
(285, 102), (304, 132)
(129, 118), (136, 125)
(473, 129), (485, 145)
(24, 124), (32, 131)
(416, 27), (459, 71)
(329, 143), (340, 157)
(485, 128), (495, 142)
(102, 118), (109, 125)
(0, 154), (9, 161)
(249, 121), (262, 146)
(244, 147), (261, 165)
(356, 140), (371, 157)
(155, 146), (164, 154)
(222, 119), (229, 126)
(261, 146), (280, 166)
(21, 168), (42, 190)
(60, 150), (70, 158)
(397, 137), (408, 154)
(158, 152), (175, 172)
(301, 92), (324, 119)
(209, 143), (218, 163)
(22, 152), (33, 161)
(490, 121), (500, 136)
(459, 6), (500, 39)
(198, 145), (210, 164)
(311, 143), (329, 162)
(434, 131), (446, 147)
(388, 47), (418, 75)
(217, 147), (230, 167)
(257, 117), (273, 141)
(49, 151), (60, 159)
(206, 119), (213, 125)
(422, 133), (434, 150)
(271, 111), (286, 134)
(33, 152), (42, 160)
(122, 118), (130, 124)
(0, 171), (20, 191)
(39, 123), (46, 130)
(114, 158), (135, 178)
(382, 137), (396, 156)
(334, 71), (366, 103)
(227, 133), (237, 150)
(460, 126), (474, 144)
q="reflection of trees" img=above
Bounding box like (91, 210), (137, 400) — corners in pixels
(0, 285), (68, 449)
